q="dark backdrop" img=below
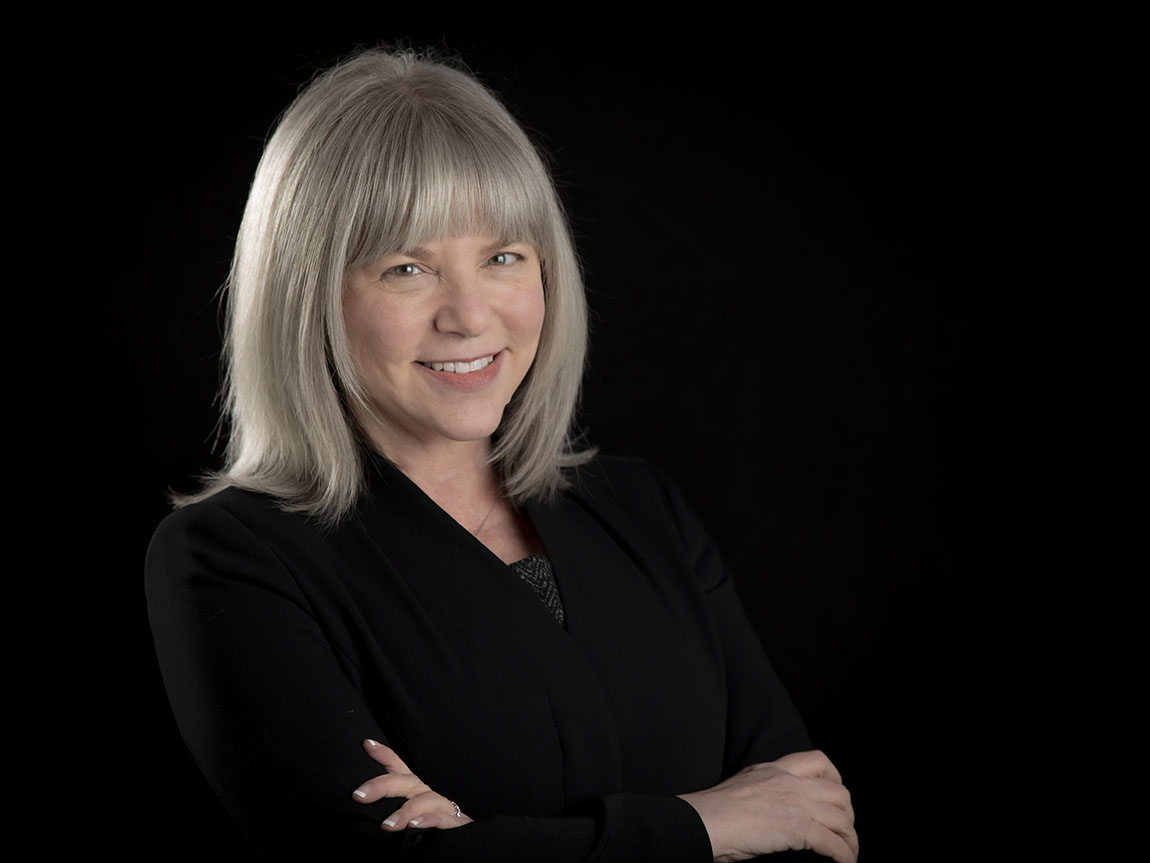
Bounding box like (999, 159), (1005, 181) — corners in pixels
(97, 29), (1012, 862)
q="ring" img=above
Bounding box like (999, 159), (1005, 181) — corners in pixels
(451, 801), (462, 819)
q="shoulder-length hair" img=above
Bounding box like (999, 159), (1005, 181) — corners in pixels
(183, 48), (591, 523)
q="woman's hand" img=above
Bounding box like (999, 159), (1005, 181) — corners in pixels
(351, 739), (473, 831)
(678, 750), (857, 863)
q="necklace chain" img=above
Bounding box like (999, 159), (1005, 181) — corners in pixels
(472, 500), (498, 536)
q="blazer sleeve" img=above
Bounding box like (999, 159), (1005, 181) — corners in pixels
(145, 499), (714, 862)
(569, 460), (828, 863)
(641, 462), (813, 773)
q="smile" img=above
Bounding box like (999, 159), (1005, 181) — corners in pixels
(417, 354), (495, 374)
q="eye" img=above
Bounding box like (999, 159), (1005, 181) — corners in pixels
(385, 262), (424, 277)
(486, 252), (521, 267)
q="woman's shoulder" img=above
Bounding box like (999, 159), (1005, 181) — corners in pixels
(148, 483), (332, 569)
(566, 453), (683, 507)
(155, 483), (300, 531)
(558, 454), (727, 589)
(145, 484), (350, 609)
(562, 453), (705, 546)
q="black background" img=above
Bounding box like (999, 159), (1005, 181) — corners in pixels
(94, 27), (1017, 862)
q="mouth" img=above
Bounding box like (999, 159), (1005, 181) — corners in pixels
(416, 353), (497, 375)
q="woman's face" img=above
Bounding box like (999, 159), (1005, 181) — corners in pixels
(343, 233), (545, 463)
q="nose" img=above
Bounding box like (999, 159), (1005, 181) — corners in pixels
(434, 271), (493, 337)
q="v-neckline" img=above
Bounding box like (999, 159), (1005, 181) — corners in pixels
(364, 453), (566, 628)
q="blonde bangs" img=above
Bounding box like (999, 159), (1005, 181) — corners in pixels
(345, 93), (554, 269)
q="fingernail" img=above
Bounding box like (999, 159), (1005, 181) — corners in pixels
(382, 818), (397, 828)
(353, 789), (368, 799)
(409, 817), (423, 827)
(366, 739), (381, 747)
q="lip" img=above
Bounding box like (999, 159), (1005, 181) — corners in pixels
(414, 350), (504, 392)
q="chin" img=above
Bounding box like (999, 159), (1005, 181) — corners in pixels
(421, 404), (509, 445)
(445, 417), (507, 444)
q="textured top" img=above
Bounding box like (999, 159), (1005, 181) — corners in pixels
(510, 555), (566, 627)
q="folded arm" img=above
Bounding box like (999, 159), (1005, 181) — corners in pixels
(146, 498), (713, 861)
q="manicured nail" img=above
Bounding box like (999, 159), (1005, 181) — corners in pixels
(409, 817), (423, 827)
(353, 788), (368, 799)
(366, 739), (381, 747)
(382, 818), (397, 828)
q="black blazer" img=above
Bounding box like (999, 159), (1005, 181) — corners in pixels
(146, 455), (812, 861)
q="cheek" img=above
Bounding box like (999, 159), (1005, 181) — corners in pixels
(343, 294), (417, 375)
(341, 287), (372, 361)
(516, 284), (547, 347)
(342, 310), (365, 361)
(343, 311), (381, 375)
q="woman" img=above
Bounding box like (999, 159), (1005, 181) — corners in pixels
(146, 48), (857, 862)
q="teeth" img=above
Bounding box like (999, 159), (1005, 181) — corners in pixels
(421, 355), (494, 374)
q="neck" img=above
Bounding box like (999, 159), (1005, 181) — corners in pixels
(370, 436), (542, 565)
(373, 437), (504, 530)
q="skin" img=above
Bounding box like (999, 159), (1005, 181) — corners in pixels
(677, 751), (858, 862)
(353, 740), (473, 831)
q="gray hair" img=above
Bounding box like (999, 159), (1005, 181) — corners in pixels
(183, 49), (591, 523)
